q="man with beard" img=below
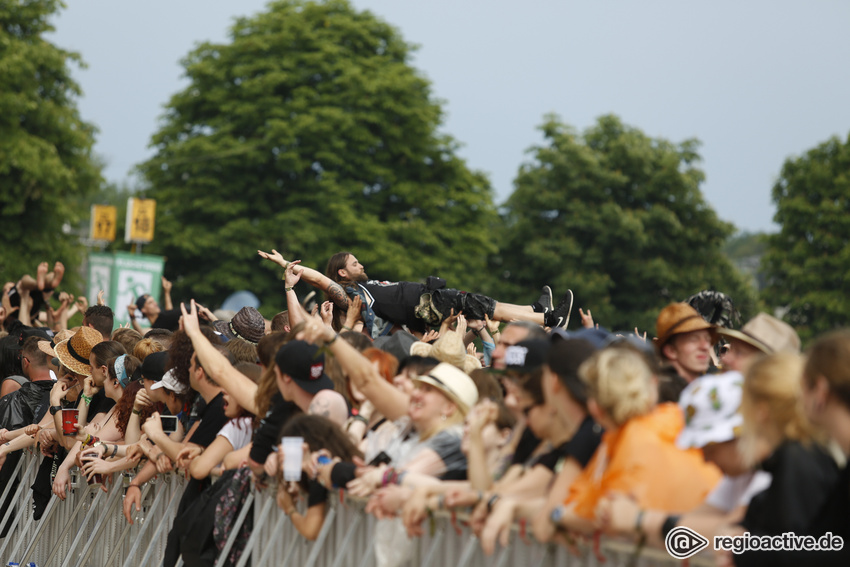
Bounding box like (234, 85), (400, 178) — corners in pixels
(258, 249), (572, 339)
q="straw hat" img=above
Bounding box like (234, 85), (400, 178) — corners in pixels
(410, 362), (479, 415)
(213, 306), (265, 344)
(54, 327), (103, 376)
(409, 331), (482, 375)
(715, 313), (800, 354)
(37, 329), (74, 358)
(655, 302), (717, 352)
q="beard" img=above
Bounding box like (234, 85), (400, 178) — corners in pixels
(354, 272), (368, 282)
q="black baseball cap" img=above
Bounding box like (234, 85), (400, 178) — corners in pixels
(502, 339), (550, 373)
(547, 335), (596, 405)
(275, 340), (333, 394)
(132, 350), (168, 382)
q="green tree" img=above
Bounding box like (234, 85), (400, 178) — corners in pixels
(139, 0), (497, 312)
(495, 114), (757, 333)
(762, 133), (850, 342)
(0, 0), (102, 289)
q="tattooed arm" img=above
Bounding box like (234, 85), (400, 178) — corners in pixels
(258, 249), (351, 310)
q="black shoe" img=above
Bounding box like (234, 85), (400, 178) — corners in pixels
(545, 290), (574, 329)
(532, 286), (553, 314)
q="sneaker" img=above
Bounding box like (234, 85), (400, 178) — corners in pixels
(545, 290), (574, 330)
(532, 286), (553, 314)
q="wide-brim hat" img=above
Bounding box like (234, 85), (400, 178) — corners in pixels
(410, 362), (479, 416)
(54, 327), (103, 376)
(676, 371), (744, 449)
(655, 302), (718, 352)
(715, 313), (800, 355)
(38, 329), (74, 358)
(409, 331), (481, 374)
(214, 306), (265, 344)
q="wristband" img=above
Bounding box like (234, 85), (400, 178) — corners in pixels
(110, 444), (119, 458)
(80, 393), (92, 405)
(661, 515), (680, 539)
(486, 493), (501, 513)
(326, 334), (339, 346)
(132, 408), (141, 415)
(342, 325), (353, 331)
(635, 509), (645, 535)
(285, 286), (294, 292)
(351, 415), (368, 426)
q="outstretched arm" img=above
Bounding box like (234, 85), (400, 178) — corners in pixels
(161, 277), (174, 311)
(181, 300), (259, 414)
(258, 249), (350, 310)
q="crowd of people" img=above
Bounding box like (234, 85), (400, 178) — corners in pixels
(0, 251), (848, 566)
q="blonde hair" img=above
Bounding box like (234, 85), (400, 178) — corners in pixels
(580, 347), (654, 426)
(740, 352), (814, 464)
(133, 338), (164, 361)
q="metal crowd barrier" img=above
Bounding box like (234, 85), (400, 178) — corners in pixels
(1, 450), (712, 567)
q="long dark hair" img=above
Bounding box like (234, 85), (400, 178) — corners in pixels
(325, 251), (353, 286)
(91, 341), (126, 368)
(279, 414), (363, 462)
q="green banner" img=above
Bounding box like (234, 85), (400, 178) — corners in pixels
(88, 252), (165, 328)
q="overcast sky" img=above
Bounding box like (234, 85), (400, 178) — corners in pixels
(49, 0), (850, 234)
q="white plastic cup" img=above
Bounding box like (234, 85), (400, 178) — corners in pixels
(281, 437), (304, 482)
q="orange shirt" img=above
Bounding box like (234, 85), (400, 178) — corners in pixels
(566, 402), (721, 519)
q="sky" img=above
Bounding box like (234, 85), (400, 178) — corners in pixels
(49, 0), (850, 234)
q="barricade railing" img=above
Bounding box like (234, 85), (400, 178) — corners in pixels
(1, 450), (712, 566)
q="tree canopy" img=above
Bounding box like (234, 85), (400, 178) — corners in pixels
(761, 132), (850, 342)
(494, 114), (756, 333)
(0, 0), (102, 287)
(139, 0), (497, 312)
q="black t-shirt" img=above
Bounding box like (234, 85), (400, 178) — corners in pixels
(358, 281), (427, 331)
(249, 394), (301, 465)
(152, 309), (181, 331)
(88, 389), (115, 417)
(532, 415), (602, 471)
(510, 427), (541, 466)
(306, 479), (329, 508)
(188, 392), (228, 448)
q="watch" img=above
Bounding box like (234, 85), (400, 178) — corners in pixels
(550, 505), (565, 525)
(49, 405), (63, 416)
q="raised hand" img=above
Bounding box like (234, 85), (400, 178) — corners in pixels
(579, 308), (594, 329)
(257, 248), (289, 268)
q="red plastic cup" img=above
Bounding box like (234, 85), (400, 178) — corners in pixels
(61, 408), (79, 435)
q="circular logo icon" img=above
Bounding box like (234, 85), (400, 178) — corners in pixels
(665, 526), (710, 559)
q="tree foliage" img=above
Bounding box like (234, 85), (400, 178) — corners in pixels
(495, 114), (757, 333)
(139, 0), (497, 311)
(762, 133), (850, 342)
(0, 0), (102, 287)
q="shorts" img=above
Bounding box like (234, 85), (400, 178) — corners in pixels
(428, 289), (496, 322)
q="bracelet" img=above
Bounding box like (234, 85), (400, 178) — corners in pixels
(475, 490), (484, 505)
(110, 444), (119, 458)
(381, 467), (396, 487)
(132, 408), (141, 415)
(635, 509), (645, 535)
(80, 393), (92, 405)
(661, 514), (680, 539)
(351, 415), (368, 426)
(285, 286), (294, 292)
(326, 334), (339, 346)
(342, 325), (353, 331)
(486, 493), (501, 513)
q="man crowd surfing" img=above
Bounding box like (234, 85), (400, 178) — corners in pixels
(0, 250), (848, 566)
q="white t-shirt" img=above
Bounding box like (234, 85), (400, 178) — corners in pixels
(216, 417), (253, 451)
(704, 471), (773, 512)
